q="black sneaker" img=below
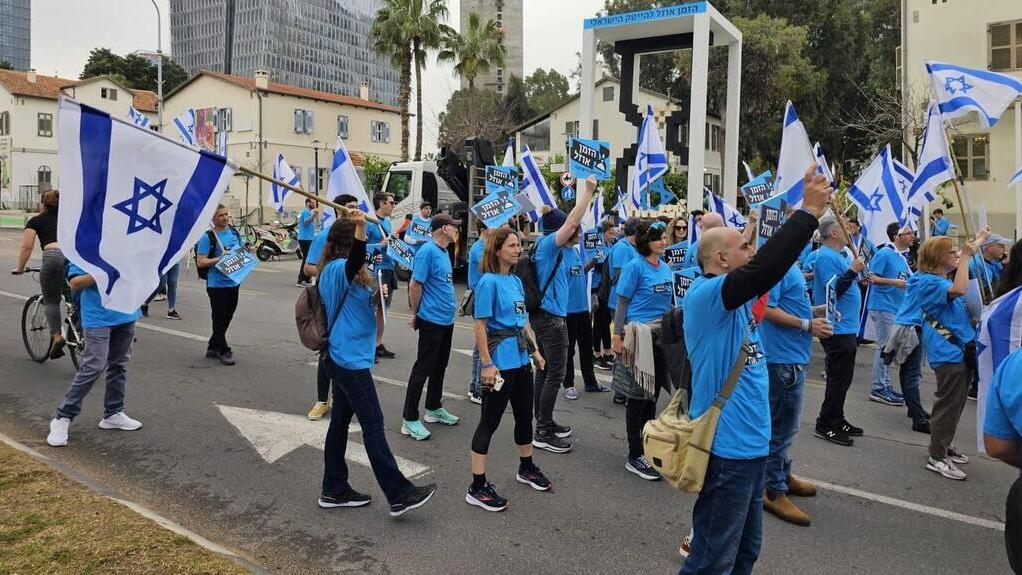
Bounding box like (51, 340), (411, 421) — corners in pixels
(466, 482), (508, 512)
(389, 484), (437, 517)
(141, 304), (149, 317)
(594, 357), (613, 371)
(625, 456), (662, 481)
(318, 488), (372, 508)
(376, 345), (396, 359)
(613, 393), (627, 405)
(967, 388), (978, 401)
(840, 421), (864, 437)
(516, 466), (552, 491)
(205, 349), (220, 359)
(814, 426), (854, 446)
(533, 432), (572, 454)
(219, 350), (236, 366)
(552, 422), (573, 439)
(912, 420), (931, 434)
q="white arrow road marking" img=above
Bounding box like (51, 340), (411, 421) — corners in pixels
(216, 404), (430, 478)
(452, 348), (612, 384)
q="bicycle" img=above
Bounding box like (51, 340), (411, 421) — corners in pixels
(18, 267), (85, 369)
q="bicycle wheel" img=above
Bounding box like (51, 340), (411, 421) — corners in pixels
(21, 294), (51, 362)
(66, 304), (84, 371)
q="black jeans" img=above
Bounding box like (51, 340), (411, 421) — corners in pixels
(402, 318), (453, 421)
(321, 356), (414, 504)
(531, 311), (568, 433)
(592, 298), (612, 355)
(564, 311), (598, 390)
(1007, 475), (1022, 574)
(297, 239), (313, 284)
(471, 366), (534, 454)
(626, 396), (658, 459)
(206, 286), (239, 353)
(817, 334), (858, 429)
(316, 354), (331, 403)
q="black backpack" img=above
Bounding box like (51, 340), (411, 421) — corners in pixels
(514, 242), (564, 314)
(659, 307), (691, 396)
(596, 257), (614, 304)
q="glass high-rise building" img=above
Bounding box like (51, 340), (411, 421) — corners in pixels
(169, 0), (400, 106)
(0, 0), (31, 71)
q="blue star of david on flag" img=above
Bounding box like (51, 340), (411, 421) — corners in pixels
(113, 177), (174, 234)
(943, 75), (973, 95)
(864, 190), (884, 212)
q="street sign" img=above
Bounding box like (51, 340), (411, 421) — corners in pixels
(562, 186), (575, 201)
(560, 171), (576, 188)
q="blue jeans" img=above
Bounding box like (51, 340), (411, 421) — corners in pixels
(870, 311), (898, 395)
(56, 323), (135, 420)
(146, 263), (180, 309)
(321, 356), (414, 504)
(898, 339), (928, 425)
(470, 344), (481, 395)
(681, 455), (766, 575)
(766, 363), (805, 495)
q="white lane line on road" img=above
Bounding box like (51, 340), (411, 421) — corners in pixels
(304, 362), (468, 402)
(0, 289), (28, 301)
(811, 477), (1005, 531)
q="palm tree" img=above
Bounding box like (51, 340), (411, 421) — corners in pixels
(437, 12), (507, 91)
(407, 1), (451, 161)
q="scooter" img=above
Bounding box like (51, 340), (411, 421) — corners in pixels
(254, 222), (302, 262)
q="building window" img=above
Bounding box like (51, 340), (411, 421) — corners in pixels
(337, 115), (349, 139)
(371, 120), (390, 143)
(294, 109), (313, 134)
(0, 111), (9, 135)
(37, 113), (53, 137)
(565, 120), (579, 139)
(952, 134), (989, 180)
(703, 172), (720, 195)
(217, 107), (232, 131)
(101, 87), (118, 101)
(316, 168), (327, 193)
(989, 20), (1022, 71)
(602, 86), (614, 102)
(37, 166), (52, 190)
(592, 119), (599, 140)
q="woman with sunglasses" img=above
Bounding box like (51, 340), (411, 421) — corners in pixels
(611, 220), (674, 481)
(665, 216), (690, 272)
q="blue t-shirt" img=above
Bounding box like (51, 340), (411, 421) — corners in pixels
(319, 258), (376, 369)
(797, 242), (814, 268)
(616, 257), (673, 323)
(908, 272), (976, 367)
(812, 245), (861, 335)
(681, 239), (699, 270)
(533, 233), (570, 317)
(196, 228), (244, 288)
(684, 275), (770, 459)
(468, 238), (486, 291)
(473, 272), (530, 371)
(868, 246), (911, 314)
(761, 265), (812, 365)
(565, 246), (589, 314)
(306, 227), (329, 267)
(607, 238), (639, 311)
(970, 256), (1003, 287)
(67, 264), (141, 328)
(932, 216), (951, 236)
(984, 348), (1022, 441)
(412, 240), (455, 326)
(297, 208), (316, 241)
(365, 217), (393, 271)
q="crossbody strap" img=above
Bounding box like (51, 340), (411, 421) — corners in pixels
(712, 338), (751, 409)
(538, 247), (564, 299)
(922, 311), (966, 350)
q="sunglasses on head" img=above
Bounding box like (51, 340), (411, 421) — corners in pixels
(650, 221), (667, 231)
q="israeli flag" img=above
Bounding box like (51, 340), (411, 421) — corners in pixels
(775, 101), (817, 208)
(905, 101), (954, 229)
(519, 145), (556, 221)
(171, 108), (196, 145)
(612, 186), (627, 223)
(927, 61), (1022, 128)
(813, 142), (836, 187)
(581, 188), (605, 232)
(502, 137), (515, 167)
(271, 153), (299, 214)
(324, 136), (372, 229)
(708, 189), (747, 230)
(628, 104), (669, 210)
(976, 286), (1022, 452)
(215, 130), (229, 158)
(128, 105), (150, 129)
(848, 145), (905, 247)
(57, 97), (233, 313)
(742, 160), (755, 182)
(1008, 165), (1022, 189)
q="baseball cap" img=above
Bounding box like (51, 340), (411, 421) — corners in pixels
(430, 213), (462, 232)
(982, 233), (1011, 247)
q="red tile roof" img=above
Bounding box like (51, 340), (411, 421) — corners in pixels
(0, 69), (73, 99)
(196, 70), (403, 114)
(130, 89), (157, 112)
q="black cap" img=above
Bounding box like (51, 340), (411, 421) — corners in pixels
(430, 213), (462, 231)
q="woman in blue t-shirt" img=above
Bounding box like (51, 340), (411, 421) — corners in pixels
(903, 230), (987, 481)
(467, 228), (549, 512)
(316, 209), (437, 517)
(611, 220), (674, 482)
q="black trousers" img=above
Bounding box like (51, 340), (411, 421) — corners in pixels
(297, 239), (313, 284)
(471, 366), (534, 454)
(564, 310), (598, 390)
(206, 286), (239, 353)
(402, 318), (453, 421)
(592, 298), (612, 355)
(1007, 475), (1022, 574)
(817, 334), (858, 428)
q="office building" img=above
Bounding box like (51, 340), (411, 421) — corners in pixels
(0, 0), (30, 71)
(460, 0), (523, 93)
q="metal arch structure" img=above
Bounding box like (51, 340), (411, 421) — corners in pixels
(579, 2), (743, 209)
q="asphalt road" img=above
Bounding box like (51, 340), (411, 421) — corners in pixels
(0, 228), (1014, 575)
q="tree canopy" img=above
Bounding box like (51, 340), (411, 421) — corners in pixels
(524, 68), (571, 115)
(80, 48), (188, 94)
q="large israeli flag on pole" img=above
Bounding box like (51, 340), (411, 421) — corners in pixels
(848, 145), (905, 247)
(519, 145), (556, 222)
(904, 101), (955, 230)
(128, 106), (150, 129)
(271, 153), (299, 213)
(628, 104), (669, 210)
(976, 285), (1022, 452)
(927, 61), (1022, 128)
(775, 101), (817, 208)
(323, 136), (372, 228)
(814, 142), (836, 187)
(57, 97), (234, 313)
(171, 108), (196, 145)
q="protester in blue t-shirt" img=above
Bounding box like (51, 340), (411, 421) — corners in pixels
(195, 204), (250, 366)
(664, 215), (689, 271)
(296, 198), (319, 286)
(983, 347), (1022, 571)
(315, 208), (437, 516)
(46, 264), (143, 447)
(680, 212), (724, 270)
(591, 221), (620, 370)
(970, 234), (1009, 296)
(606, 218), (641, 405)
(467, 227), (550, 512)
(611, 220), (674, 481)
(367, 192), (398, 361)
(561, 241), (609, 400)
(465, 223), (490, 404)
(930, 208), (954, 237)
(680, 167), (830, 575)
(401, 212), (462, 441)
(904, 230), (988, 481)
(811, 217), (866, 446)
(865, 222), (915, 407)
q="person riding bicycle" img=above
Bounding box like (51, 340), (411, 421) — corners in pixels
(12, 190), (66, 359)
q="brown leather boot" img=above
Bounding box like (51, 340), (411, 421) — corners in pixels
(763, 491), (811, 526)
(786, 475), (817, 497)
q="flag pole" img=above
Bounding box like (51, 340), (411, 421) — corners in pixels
(941, 127), (974, 240)
(236, 165), (380, 225)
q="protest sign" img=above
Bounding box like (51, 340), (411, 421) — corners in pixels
(755, 192), (789, 248)
(826, 275), (842, 324)
(568, 137), (612, 181)
(406, 216), (432, 244)
(471, 189), (521, 228)
(387, 238), (416, 270)
(215, 247), (258, 284)
(741, 170), (774, 205)
(673, 267), (699, 306)
(486, 165), (519, 196)
(664, 245), (688, 271)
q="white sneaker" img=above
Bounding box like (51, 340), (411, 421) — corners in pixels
(947, 446), (970, 465)
(47, 417), (70, 446)
(926, 456), (966, 481)
(99, 412), (142, 431)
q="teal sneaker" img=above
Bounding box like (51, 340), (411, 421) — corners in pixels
(401, 419), (431, 440)
(423, 407), (460, 426)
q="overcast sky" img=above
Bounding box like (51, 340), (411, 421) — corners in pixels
(30, 0), (604, 154)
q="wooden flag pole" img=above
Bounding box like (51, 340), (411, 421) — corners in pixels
(942, 128), (974, 240)
(236, 165), (380, 225)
